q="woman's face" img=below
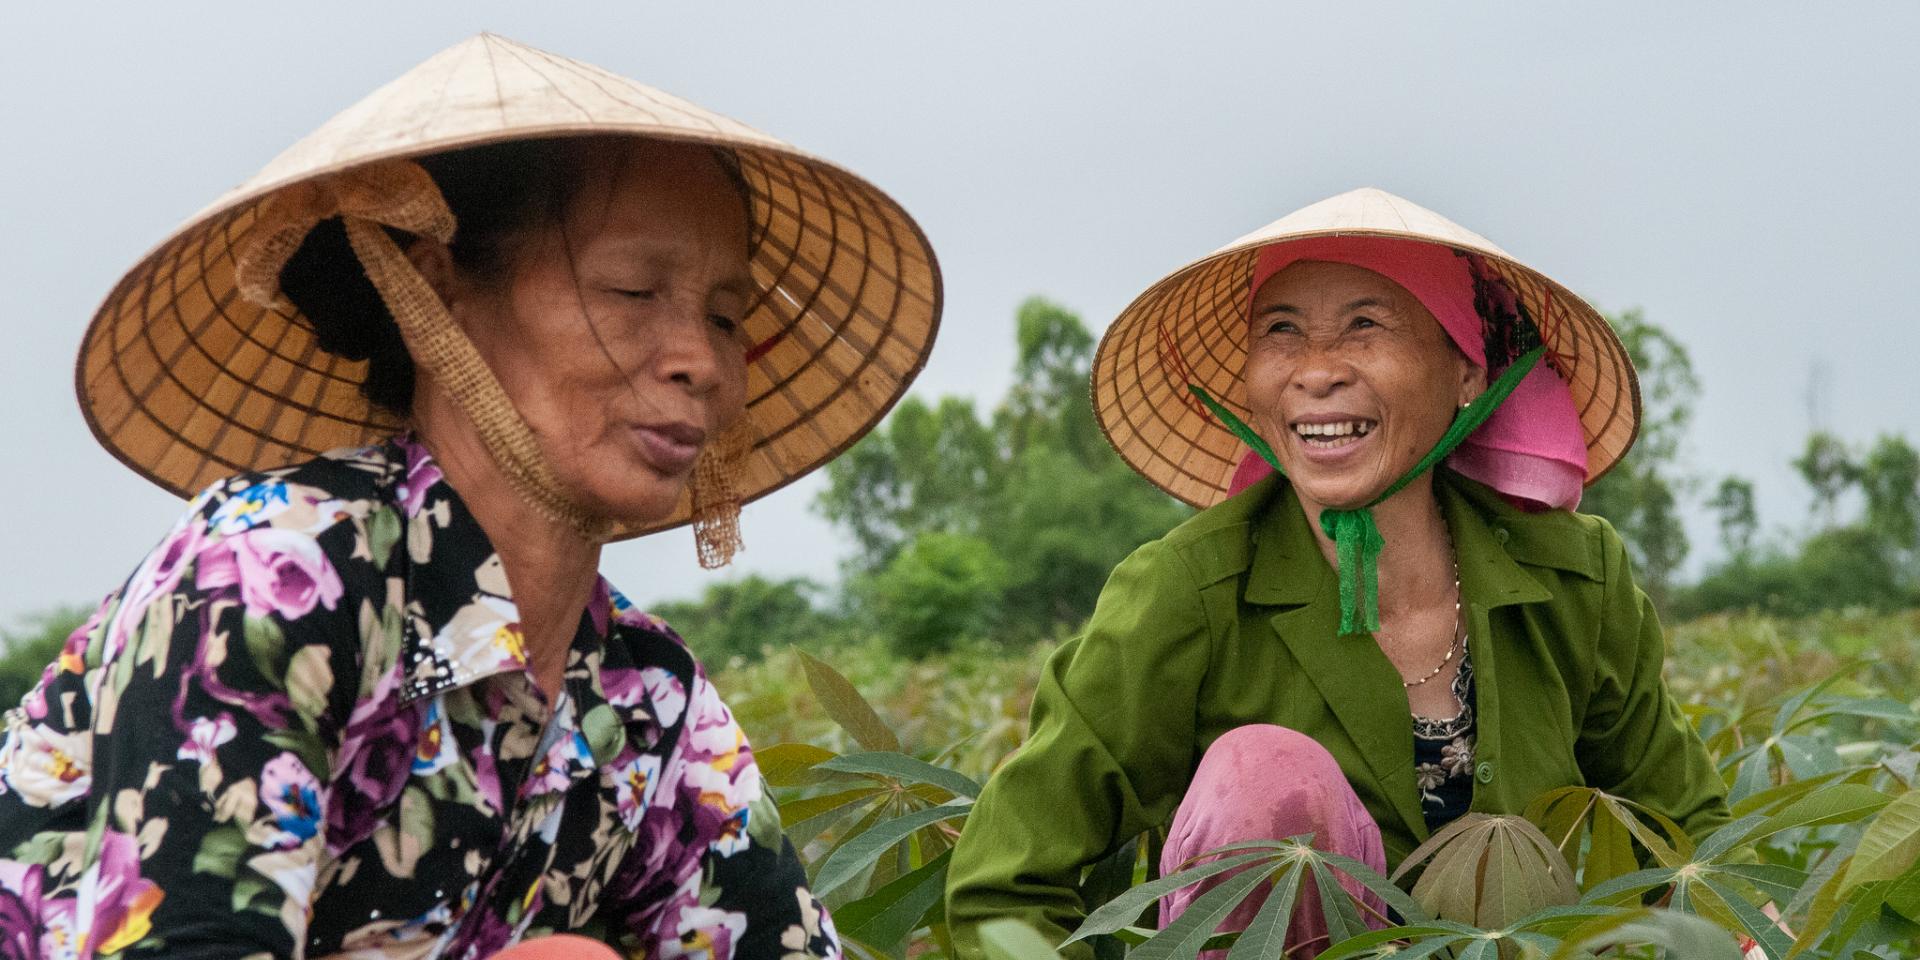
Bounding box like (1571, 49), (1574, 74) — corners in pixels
(1243, 260), (1484, 511)
(443, 140), (753, 525)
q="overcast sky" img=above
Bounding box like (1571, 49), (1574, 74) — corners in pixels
(4, 3), (1917, 625)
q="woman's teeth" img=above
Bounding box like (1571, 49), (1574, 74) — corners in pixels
(1293, 420), (1375, 447)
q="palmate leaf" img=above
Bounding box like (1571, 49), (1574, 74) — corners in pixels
(1128, 865), (1274, 960)
(1223, 862), (1304, 960)
(1395, 814), (1578, 928)
(1064, 850), (1278, 944)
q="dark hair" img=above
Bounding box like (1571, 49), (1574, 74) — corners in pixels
(279, 136), (754, 418)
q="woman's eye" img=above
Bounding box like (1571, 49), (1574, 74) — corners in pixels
(1350, 317), (1378, 330)
(614, 288), (657, 301)
(1266, 320), (1298, 335)
(708, 314), (739, 334)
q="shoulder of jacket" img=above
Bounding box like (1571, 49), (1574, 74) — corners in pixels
(1445, 472), (1611, 583)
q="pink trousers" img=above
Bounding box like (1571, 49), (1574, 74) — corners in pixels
(1159, 725), (1390, 957)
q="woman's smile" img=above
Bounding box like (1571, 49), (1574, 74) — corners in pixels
(1288, 414), (1380, 461)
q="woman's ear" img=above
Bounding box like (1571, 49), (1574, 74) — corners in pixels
(403, 237), (461, 310)
(1458, 359), (1489, 406)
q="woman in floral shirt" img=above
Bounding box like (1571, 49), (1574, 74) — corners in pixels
(2, 33), (939, 960)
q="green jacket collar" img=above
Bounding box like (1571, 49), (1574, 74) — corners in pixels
(1241, 469), (1596, 608)
(1236, 469), (1576, 840)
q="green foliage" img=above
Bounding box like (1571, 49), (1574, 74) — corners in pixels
(649, 575), (842, 665)
(738, 610), (1920, 960)
(1684, 433), (1920, 619)
(0, 605), (87, 708)
(817, 297), (1187, 651)
(1582, 308), (1700, 606)
(860, 533), (1008, 657)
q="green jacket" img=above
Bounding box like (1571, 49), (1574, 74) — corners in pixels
(945, 470), (1731, 956)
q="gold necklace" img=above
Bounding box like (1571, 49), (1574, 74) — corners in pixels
(1398, 558), (1463, 689)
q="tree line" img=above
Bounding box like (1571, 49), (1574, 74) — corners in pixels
(5, 297), (1917, 694)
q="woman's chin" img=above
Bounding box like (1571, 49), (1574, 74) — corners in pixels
(577, 476), (690, 530)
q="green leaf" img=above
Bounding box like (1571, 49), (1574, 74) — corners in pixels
(817, 751), (984, 799)
(1130, 864), (1273, 960)
(797, 648), (902, 753)
(833, 851), (950, 949)
(1739, 783), (1890, 849)
(1065, 851), (1277, 944)
(1701, 875), (1793, 959)
(1841, 790), (1920, 893)
(1314, 848), (1433, 925)
(979, 919), (1067, 960)
(757, 742), (839, 787)
(1307, 858), (1367, 947)
(262, 728), (330, 782)
(243, 614), (286, 690)
(367, 506), (402, 570)
(191, 823), (248, 878)
(812, 802), (970, 897)
(1224, 862), (1304, 960)
(1317, 922), (1479, 960)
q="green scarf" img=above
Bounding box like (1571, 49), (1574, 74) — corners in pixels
(1190, 346), (1545, 635)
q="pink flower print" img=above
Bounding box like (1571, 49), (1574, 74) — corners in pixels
(327, 667), (419, 851)
(397, 435), (447, 517)
(76, 830), (165, 957)
(105, 517), (205, 658)
(207, 479), (292, 535)
(195, 527), (345, 620)
(642, 667), (687, 729)
(175, 713), (237, 765)
(526, 731), (593, 798)
(612, 751), (663, 832)
(260, 752), (324, 850)
(655, 872), (748, 960)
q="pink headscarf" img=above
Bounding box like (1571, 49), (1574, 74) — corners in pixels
(1226, 235), (1588, 510)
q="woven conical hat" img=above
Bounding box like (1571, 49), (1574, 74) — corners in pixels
(76, 33), (941, 536)
(1092, 187), (1638, 509)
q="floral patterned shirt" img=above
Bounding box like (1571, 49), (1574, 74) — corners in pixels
(0, 436), (839, 960)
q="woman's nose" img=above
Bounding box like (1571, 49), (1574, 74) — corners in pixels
(650, 308), (725, 394)
(1290, 342), (1353, 396)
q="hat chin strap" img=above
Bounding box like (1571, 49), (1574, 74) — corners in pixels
(1191, 346), (1544, 636)
(234, 160), (614, 546)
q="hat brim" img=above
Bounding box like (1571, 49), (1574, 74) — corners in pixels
(75, 36), (942, 541)
(1092, 217), (1638, 510)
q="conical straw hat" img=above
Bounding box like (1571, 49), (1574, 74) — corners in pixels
(76, 33), (942, 537)
(1092, 187), (1638, 509)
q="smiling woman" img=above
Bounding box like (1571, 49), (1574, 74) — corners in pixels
(946, 189), (1730, 959)
(0, 32), (938, 960)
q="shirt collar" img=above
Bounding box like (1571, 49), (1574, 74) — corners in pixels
(382, 434), (618, 706)
(1242, 470), (1555, 610)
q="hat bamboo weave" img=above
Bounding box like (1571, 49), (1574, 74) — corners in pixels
(1092, 187), (1639, 509)
(76, 33), (942, 539)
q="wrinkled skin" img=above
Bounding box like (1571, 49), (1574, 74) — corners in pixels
(1243, 260), (1484, 514)
(415, 139), (754, 526)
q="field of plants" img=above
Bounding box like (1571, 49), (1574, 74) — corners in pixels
(716, 610), (1920, 959)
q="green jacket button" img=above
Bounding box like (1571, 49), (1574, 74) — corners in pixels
(1475, 761), (1495, 783)
(1493, 527), (1511, 545)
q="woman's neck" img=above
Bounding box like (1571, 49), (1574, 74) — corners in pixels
(411, 389), (601, 701)
(1301, 473), (1456, 618)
